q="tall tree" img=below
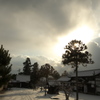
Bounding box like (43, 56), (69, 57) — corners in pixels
(30, 62), (39, 88)
(0, 45), (12, 88)
(62, 40), (94, 100)
(39, 63), (55, 83)
(23, 57), (31, 75)
(39, 63), (55, 96)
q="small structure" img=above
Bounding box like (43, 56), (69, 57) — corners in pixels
(47, 75), (59, 94)
(57, 76), (71, 88)
(57, 76), (70, 83)
(16, 75), (30, 88)
(48, 80), (59, 94)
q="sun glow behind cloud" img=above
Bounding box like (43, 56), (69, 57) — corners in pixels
(54, 26), (94, 57)
(70, 26), (94, 43)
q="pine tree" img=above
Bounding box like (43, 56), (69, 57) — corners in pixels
(30, 62), (39, 88)
(62, 40), (94, 100)
(39, 63), (55, 83)
(23, 57), (31, 75)
(0, 45), (12, 88)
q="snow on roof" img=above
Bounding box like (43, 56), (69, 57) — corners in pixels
(57, 76), (70, 82)
(48, 80), (59, 86)
(70, 69), (100, 77)
(16, 75), (30, 82)
(48, 75), (54, 80)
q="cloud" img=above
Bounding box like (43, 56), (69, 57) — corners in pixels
(11, 54), (73, 75)
(77, 40), (100, 71)
(11, 54), (62, 74)
(56, 40), (100, 73)
(0, 0), (100, 74)
(0, 0), (98, 36)
(0, 0), (98, 50)
(11, 39), (100, 74)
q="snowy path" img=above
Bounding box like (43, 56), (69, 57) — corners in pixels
(0, 88), (39, 100)
(0, 88), (100, 100)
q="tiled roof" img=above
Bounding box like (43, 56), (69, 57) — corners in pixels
(70, 69), (100, 77)
(57, 76), (70, 81)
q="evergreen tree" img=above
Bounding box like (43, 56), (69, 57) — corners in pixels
(23, 57), (31, 75)
(0, 45), (12, 88)
(39, 63), (55, 96)
(62, 40), (94, 100)
(30, 62), (39, 88)
(39, 63), (55, 83)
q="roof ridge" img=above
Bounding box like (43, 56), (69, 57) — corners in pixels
(79, 68), (100, 72)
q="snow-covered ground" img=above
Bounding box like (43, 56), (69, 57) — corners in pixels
(0, 88), (100, 100)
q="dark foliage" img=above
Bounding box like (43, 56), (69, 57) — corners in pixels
(39, 63), (60, 81)
(0, 45), (12, 87)
(51, 70), (60, 79)
(30, 62), (40, 88)
(39, 63), (54, 82)
(23, 57), (31, 75)
(62, 40), (94, 69)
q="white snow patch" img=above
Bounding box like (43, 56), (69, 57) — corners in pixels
(0, 88), (100, 100)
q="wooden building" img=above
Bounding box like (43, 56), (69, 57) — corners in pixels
(13, 75), (30, 88)
(70, 69), (100, 94)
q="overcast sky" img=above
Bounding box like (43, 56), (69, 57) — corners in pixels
(0, 0), (100, 74)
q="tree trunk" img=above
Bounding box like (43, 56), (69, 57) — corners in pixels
(44, 77), (48, 96)
(76, 65), (78, 100)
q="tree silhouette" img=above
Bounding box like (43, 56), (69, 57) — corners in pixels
(0, 45), (12, 89)
(62, 40), (94, 100)
(39, 63), (55, 95)
(51, 70), (60, 79)
(39, 63), (55, 83)
(23, 57), (31, 75)
(31, 62), (39, 88)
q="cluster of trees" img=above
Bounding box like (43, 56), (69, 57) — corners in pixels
(19, 57), (60, 88)
(0, 40), (94, 100)
(0, 45), (12, 89)
(0, 44), (60, 90)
